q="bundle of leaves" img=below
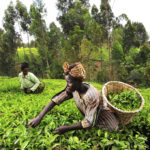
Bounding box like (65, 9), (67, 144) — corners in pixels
(108, 90), (141, 111)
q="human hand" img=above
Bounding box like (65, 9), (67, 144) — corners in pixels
(26, 90), (32, 93)
(119, 129), (124, 132)
(29, 116), (41, 127)
(21, 88), (24, 91)
(55, 126), (68, 135)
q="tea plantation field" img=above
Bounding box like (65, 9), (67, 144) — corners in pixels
(0, 76), (150, 149)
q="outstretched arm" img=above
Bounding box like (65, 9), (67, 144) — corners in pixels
(29, 101), (56, 127)
(29, 89), (72, 127)
(55, 122), (83, 134)
(55, 90), (99, 135)
(55, 105), (97, 135)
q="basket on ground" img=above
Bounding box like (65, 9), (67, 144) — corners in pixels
(102, 81), (145, 126)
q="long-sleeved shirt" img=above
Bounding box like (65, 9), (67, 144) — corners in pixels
(52, 83), (119, 131)
(72, 84), (100, 128)
(52, 83), (101, 128)
(18, 72), (40, 92)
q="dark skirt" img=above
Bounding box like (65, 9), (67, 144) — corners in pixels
(33, 82), (45, 94)
(96, 108), (119, 131)
(24, 82), (45, 94)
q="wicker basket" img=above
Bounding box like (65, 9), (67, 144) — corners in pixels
(102, 81), (145, 126)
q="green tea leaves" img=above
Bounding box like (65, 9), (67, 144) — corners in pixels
(108, 90), (141, 111)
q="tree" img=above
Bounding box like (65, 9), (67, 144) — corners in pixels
(112, 27), (123, 45)
(57, 0), (90, 13)
(123, 20), (148, 53)
(85, 21), (104, 69)
(122, 20), (135, 53)
(118, 13), (129, 26)
(0, 2), (18, 76)
(57, 1), (90, 35)
(134, 43), (150, 65)
(79, 38), (93, 62)
(85, 21), (103, 46)
(94, 0), (114, 80)
(125, 47), (140, 66)
(91, 4), (99, 20)
(63, 25), (84, 62)
(111, 40), (124, 62)
(79, 38), (97, 80)
(132, 22), (148, 47)
(92, 0), (114, 41)
(0, 28), (3, 36)
(56, 0), (74, 14)
(47, 22), (64, 78)
(29, 0), (50, 77)
(111, 40), (124, 80)
(15, 0), (31, 47)
(48, 22), (62, 51)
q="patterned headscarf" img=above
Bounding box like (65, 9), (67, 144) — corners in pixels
(63, 62), (86, 80)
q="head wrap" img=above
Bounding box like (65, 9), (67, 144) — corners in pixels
(63, 62), (86, 80)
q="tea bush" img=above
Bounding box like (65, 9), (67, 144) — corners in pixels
(0, 77), (150, 149)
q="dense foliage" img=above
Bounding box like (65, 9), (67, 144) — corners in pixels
(0, 77), (150, 149)
(0, 0), (149, 86)
(0, 1), (150, 149)
(108, 90), (141, 111)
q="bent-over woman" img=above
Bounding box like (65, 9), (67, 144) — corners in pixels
(29, 62), (119, 134)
